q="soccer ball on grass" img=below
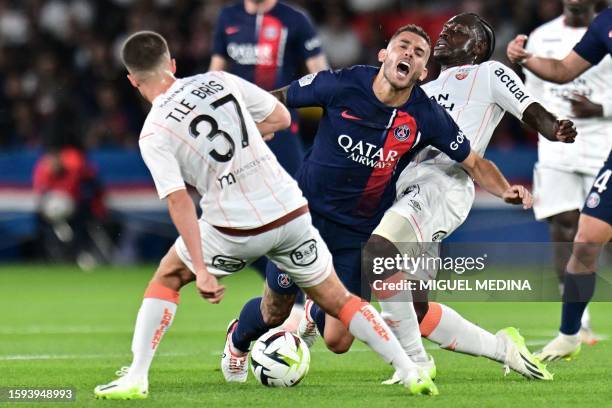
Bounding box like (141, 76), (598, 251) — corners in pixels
(250, 329), (310, 387)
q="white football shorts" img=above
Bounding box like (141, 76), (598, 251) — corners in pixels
(384, 165), (474, 243)
(533, 163), (596, 220)
(174, 212), (333, 288)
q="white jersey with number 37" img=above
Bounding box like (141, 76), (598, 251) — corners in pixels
(138, 71), (306, 229)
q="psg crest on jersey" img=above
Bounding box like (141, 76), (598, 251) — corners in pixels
(394, 125), (411, 141)
(264, 26), (278, 40)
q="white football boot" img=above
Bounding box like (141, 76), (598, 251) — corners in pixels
(297, 299), (320, 348)
(382, 354), (437, 384)
(536, 332), (581, 362)
(94, 367), (148, 400)
(221, 319), (249, 383)
(497, 327), (553, 380)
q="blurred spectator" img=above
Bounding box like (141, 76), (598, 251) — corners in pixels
(31, 103), (117, 269)
(319, 3), (361, 68)
(0, 0), (596, 150)
(85, 82), (138, 148)
(32, 145), (113, 269)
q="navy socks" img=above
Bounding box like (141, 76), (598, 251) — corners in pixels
(560, 273), (596, 335)
(231, 297), (270, 352)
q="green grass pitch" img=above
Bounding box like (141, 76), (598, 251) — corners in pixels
(1, 265), (610, 407)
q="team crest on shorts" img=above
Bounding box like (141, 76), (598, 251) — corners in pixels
(394, 125), (411, 141)
(290, 239), (318, 266)
(431, 230), (447, 242)
(586, 192), (601, 208)
(212, 255), (246, 273)
(277, 273), (293, 288)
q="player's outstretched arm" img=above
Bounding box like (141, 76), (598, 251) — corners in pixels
(507, 35), (591, 83)
(521, 102), (576, 143)
(461, 150), (533, 209)
(166, 189), (225, 304)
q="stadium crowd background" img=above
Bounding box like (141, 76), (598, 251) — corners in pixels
(2, 0), (603, 151)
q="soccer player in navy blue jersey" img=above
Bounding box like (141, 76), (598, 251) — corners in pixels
(227, 24), (532, 362)
(210, 0), (328, 176)
(507, 6), (612, 361)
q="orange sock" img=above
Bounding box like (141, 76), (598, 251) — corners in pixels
(338, 295), (367, 327)
(144, 282), (180, 304)
(419, 302), (442, 336)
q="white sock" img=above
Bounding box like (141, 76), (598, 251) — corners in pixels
(422, 303), (505, 363)
(128, 297), (178, 379)
(340, 297), (419, 380)
(379, 292), (428, 362)
(580, 305), (591, 329)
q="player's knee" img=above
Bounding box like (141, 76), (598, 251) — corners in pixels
(550, 211), (579, 241)
(574, 227), (600, 245)
(364, 234), (399, 280)
(572, 230), (601, 264)
(325, 336), (353, 354)
(364, 234), (395, 259)
(413, 301), (429, 323)
(153, 249), (194, 291)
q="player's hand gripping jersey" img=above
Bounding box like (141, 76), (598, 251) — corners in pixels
(286, 66), (471, 234)
(389, 61), (534, 242)
(139, 71), (307, 229)
(525, 15), (612, 174)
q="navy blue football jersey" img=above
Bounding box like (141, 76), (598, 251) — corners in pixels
(212, 1), (322, 91)
(287, 66), (471, 233)
(573, 7), (612, 65)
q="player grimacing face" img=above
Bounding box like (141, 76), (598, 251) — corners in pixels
(433, 14), (486, 66)
(378, 31), (430, 90)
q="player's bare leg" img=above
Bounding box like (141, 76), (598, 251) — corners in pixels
(548, 210), (596, 344)
(94, 246), (195, 399)
(222, 284), (296, 382)
(539, 214), (611, 361)
(549, 211), (580, 283)
(303, 270), (438, 395)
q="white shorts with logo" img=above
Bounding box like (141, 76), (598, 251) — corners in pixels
(389, 164), (475, 243)
(533, 164), (597, 220)
(174, 213), (332, 288)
